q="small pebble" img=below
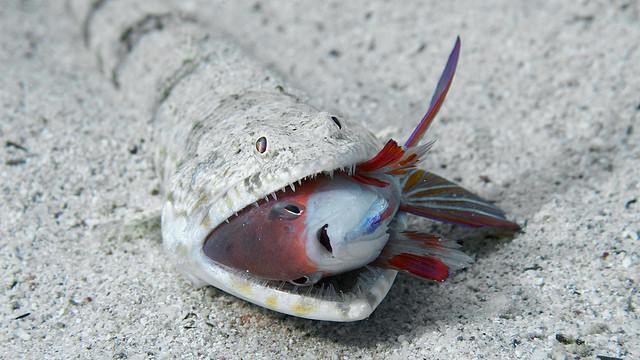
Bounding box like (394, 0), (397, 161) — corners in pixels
(621, 257), (631, 268)
(15, 328), (31, 341)
(586, 323), (609, 335)
(555, 333), (574, 345)
(622, 229), (639, 241)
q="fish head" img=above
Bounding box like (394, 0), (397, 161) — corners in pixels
(302, 174), (400, 279)
(162, 91), (398, 321)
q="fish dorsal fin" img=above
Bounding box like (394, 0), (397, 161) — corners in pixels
(352, 37), (459, 187)
(404, 37), (461, 148)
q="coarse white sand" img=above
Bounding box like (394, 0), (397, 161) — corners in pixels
(1, 1), (638, 358)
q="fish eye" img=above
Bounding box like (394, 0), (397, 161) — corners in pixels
(318, 224), (332, 253)
(283, 204), (302, 215)
(272, 202), (305, 220)
(255, 136), (267, 153)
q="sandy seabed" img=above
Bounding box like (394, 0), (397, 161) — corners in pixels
(1, 1), (638, 359)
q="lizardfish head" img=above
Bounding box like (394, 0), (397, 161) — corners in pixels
(162, 91), (398, 321)
(202, 174), (400, 286)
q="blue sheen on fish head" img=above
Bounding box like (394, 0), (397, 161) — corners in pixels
(303, 174), (400, 276)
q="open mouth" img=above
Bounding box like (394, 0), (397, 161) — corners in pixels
(203, 166), (394, 303)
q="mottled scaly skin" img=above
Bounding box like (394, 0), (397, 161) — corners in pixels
(71, 0), (398, 320)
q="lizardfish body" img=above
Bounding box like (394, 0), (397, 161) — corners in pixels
(76, 1), (518, 321)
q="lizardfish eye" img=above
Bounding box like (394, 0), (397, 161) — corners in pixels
(271, 202), (305, 220)
(255, 136), (267, 153)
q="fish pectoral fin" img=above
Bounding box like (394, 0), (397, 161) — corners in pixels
(377, 253), (450, 281)
(373, 230), (472, 281)
(400, 170), (520, 230)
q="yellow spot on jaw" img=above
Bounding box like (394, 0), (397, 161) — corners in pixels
(265, 296), (278, 308)
(291, 303), (315, 316)
(231, 280), (253, 296)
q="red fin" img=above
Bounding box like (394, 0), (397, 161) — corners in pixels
(354, 140), (434, 186)
(373, 229), (472, 281)
(400, 170), (520, 230)
(351, 173), (390, 187)
(386, 253), (449, 282)
(378, 230), (472, 269)
(402, 231), (446, 248)
(356, 140), (405, 173)
(352, 38), (460, 185)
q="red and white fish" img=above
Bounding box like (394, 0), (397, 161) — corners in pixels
(203, 37), (519, 286)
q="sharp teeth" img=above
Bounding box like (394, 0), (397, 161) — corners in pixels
(234, 212), (238, 217)
(271, 193), (278, 200)
(264, 196), (269, 202)
(290, 182), (296, 192)
(253, 202), (259, 208)
(298, 179), (302, 185)
(224, 219), (229, 223)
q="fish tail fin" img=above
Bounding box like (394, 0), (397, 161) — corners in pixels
(399, 169), (520, 230)
(373, 230), (472, 281)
